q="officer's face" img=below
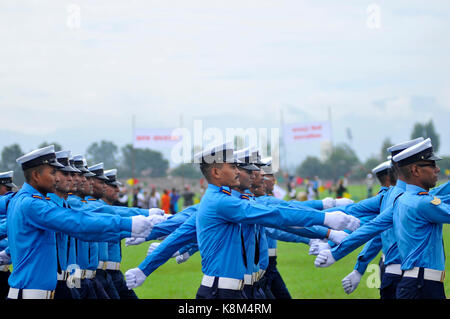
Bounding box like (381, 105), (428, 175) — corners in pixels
(81, 177), (93, 195)
(104, 184), (118, 203)
(263, 175), (275, 193)
(415, 160), (440, 189)
(216, 163), (240, 187)
(55, 170), (72, 193)
(238, 168), (254, 190)
(70, 172), (78, 191)
(250, 171), (266, 196)
(0, 184), (8, 195)
(36, 165), (57, 194)
(92, 178), (106, 198)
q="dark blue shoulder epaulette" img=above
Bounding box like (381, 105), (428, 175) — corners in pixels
(219, 186), (232, 196)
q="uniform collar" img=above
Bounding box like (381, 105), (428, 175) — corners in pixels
(20, 182), (42, 196)
(405, 183), (428, 194)
(396, 179), (407, 191)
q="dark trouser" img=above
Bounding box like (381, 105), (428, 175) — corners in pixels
(54, 280), (81, 299)
(396, 268), (446, 299)
(243, 284), (254, 299)
(252, 279), (267, 299)
(107, 270), (138, 299)
(0, 270), (10, 300)
(91, 276), (110, 299)
(264, 256), (291, 299)
(96, 269), (120, 299)
(379, 273), (402, 299)
(196, 277), (246, 299)
(76, 278), (98, 299)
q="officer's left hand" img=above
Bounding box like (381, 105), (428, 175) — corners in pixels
(131, 215), (153, 238)
(176, 252), (191, 264)
(342, 270), (362, 294)
(309, 242), (330, 256)
(335, 198), (354, 207)
(146, 242), (160, 256)
(148, 208), (165, 216)
(314, 249), (336, 268)
(327, 230), (348, 244)
(125, 267), (147, 289)
(321, 197), (336, 209)
(0, 250), (11, 265)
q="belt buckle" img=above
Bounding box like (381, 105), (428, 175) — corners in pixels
(48, 290), (55, 299)
(102, 262), (107, 271)
(441, 271), (445, 283)
(81, 270), (86, 279)
(238, 280), (244, 290)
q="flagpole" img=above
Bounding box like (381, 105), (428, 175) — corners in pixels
(131, 114), (136, 181)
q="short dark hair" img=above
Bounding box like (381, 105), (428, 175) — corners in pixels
(200, 162), (223, 181)
(23, 165), (46, 183)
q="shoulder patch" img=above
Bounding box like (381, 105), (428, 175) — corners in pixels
(81, 200), (88, 203)
(418, 191), (429, 196)
(87, 198), (96, 201)
(240, 194), (250, 200)
(219, 187), (232, 196)
(45, 197), (51, 200)
(431, 196), (441, 206)
(32, 195), (43, 200)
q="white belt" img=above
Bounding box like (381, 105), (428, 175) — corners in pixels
(8, 288), (55, 299)
(201, 275), (244, 291)
(98, 261), (121, 271)
(268, 248), (277, 257)
(385, 264), (402, 275)
(77, 269), (96, 279)
(403, 267), (445, 283)
(244, 274), (253, 285)
(57, 271), (69, 281)
(0, 265), (9, 272)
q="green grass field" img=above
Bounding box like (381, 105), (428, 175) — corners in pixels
(120, 183), (450, 299)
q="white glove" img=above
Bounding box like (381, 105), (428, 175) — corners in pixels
(150, 214), (167, 224)
(342, 270), (362, 294)
(327, 230), (349, 244)
(125, 237), (146, 246)
(335, 198), (354, 206)
(125, 267), (147, 289)
(131, 215), (153, 238)
(346, 215), (360, 231)
(148, 208), (165, 216)
(146, 242), (160, 256)
(0, 250), (11, 265)
(314, 249), (336, 268)
(322, 197), (336, 209)
(309, 242), (331, 256)
(324, 211), (360, 231)
(176, 252), (191, 264)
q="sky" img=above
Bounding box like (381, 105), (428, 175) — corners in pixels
(1, 0), (449, 171)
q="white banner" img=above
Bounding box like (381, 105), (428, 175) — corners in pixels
(133, 128), (182, 149)
(283, 121), (331, 143)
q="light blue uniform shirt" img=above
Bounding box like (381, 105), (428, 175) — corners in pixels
(394, 184), (450, 271)
(196, 184), (325, 279)
(47, 193), (77, 272)
(330, 181), (406, 264)
(138, 211), (198, 276)
(7, 183), (132, 290)
(145, 204), (199, 241)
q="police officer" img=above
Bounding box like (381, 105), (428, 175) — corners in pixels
(102, 168), (138, 299)
(340, 160), (396, 296)
(6, 145), (153, 299)
(0, 171), (16, 299)
(193, 141), (359, 299)
(50, 150), (82, 299)
(87, 163), (121, 299)
(314, 137), (450, 299)
(392, 138), (448, 299)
